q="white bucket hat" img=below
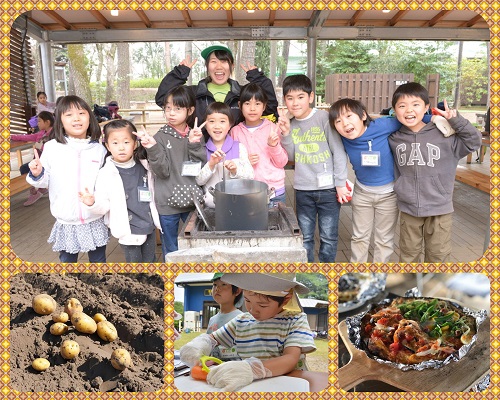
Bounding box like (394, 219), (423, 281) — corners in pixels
(220, 273), (309, 312)
(220, 273), (309, 295)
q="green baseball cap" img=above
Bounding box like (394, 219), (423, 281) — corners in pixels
(201, 45), (233, 61)
(211, 272), (224, 282)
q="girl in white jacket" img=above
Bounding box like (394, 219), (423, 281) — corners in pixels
(79, 119), (162, 263)
(27, 96), (109, 263)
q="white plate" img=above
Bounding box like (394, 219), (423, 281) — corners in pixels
(174, 375), (310, 392)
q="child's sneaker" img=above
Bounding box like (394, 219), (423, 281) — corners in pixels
(39, 188), (49, 195)
(23, 191), (43, 206)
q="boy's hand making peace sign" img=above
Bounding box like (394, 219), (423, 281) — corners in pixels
(431, 100), (456, 137)
(277, 107), (291, 136)
(28, 147), (43, 177)
(189, 118), (206, 143)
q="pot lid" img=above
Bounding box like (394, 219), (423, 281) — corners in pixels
(193, 193), (213, 231)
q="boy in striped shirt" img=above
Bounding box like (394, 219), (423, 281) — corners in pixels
(180, 273), (316, 391)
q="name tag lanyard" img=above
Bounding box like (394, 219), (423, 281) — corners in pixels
(361, 140), (381, 167)
(317, 162), (334, 188)
(138, 174), (152, 202)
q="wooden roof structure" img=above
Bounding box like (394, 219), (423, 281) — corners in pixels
(19, 9), (489, 43)
(10, 9), (490, 135)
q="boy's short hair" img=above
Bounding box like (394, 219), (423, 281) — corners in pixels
(328, 98), (372, 130)
(239, 83), (268, 105)
(282, 74), (313, 96)
(212, 277), (243, 307)
(205, 101), (234, 126)
(392, 82), (430, 108)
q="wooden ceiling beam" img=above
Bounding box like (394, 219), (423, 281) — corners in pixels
(135, 10), (152, 28)
(462, 14), (485, 28)
(269, 10), (276, 26)
(181, 11), (193, 27)
(349, 11), (364, 26)
(42, 11), (73, 30)
(423, 10), (451, 27)
(227, 11), (233, 27)
(389, 10), (409, 26)
(89, 11), (111, 29)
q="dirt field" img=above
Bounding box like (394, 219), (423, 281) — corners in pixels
(9, 273), (165, 392)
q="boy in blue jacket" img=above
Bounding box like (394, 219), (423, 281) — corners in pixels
(329, 98), (453, 263)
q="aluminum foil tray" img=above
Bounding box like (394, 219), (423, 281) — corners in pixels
(345, 294), (488, 371)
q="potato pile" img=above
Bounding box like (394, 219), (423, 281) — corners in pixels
(31, 294), (132, 372)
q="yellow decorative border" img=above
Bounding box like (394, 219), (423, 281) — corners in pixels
(0, 0), (497, 398)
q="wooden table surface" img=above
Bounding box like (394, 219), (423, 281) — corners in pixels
(286, 370), (329, 392)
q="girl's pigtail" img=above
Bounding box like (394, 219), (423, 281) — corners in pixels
(134, 141), (148, 162)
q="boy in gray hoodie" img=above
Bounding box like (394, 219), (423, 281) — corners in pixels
(388, 82), (481, 263)
(278, 75), (349, 262)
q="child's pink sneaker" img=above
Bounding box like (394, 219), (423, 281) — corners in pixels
(39, 188), (49, 195)
(23, 191), (43, 206)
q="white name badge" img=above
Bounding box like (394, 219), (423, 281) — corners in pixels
(181, 161), (202, 176)
(138, 186), (152, 202)
(317, 171), (333, 188)
(361, 151), (381, 167)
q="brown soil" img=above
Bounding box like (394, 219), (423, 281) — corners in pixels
(10, 273), (164, 392)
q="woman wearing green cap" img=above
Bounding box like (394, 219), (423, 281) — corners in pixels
(155, 44), (279, 140)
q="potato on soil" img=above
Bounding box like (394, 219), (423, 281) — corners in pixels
(32, 294), (57, 315)
(96, 320), (118, 342)
(110, 348), (132, 370)
(60, 340), (80, 360)
(32, 358), (50, 372)
(93, 313), (107, 323)
(71, 312), (97, 334)
(52, 311), (69, 323)
(64, 298), (83, 318)
(50, 322), (69, 336)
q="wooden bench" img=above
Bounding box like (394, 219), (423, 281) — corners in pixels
(455, 165), (489, 193)
(466, 133), (490, 164)
(10, 141), (35, 196)
(11, 175), (31, 195)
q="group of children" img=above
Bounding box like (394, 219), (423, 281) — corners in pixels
(24, 66), (289, 263)
(179, 272), (316, 391)
(24, 44), (482, 264)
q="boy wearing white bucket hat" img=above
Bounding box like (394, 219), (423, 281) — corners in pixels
(206, 273), (243, 361)
(179, 273), (316, 391)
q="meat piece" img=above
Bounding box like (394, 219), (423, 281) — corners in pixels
(393, 319), (428, 352)
(370, 307), (404, 329)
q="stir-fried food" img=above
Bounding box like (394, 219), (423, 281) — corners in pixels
(360, 298), (476, 364)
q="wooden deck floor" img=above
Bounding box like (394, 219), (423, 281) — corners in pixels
(9, 151), (490, 264)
